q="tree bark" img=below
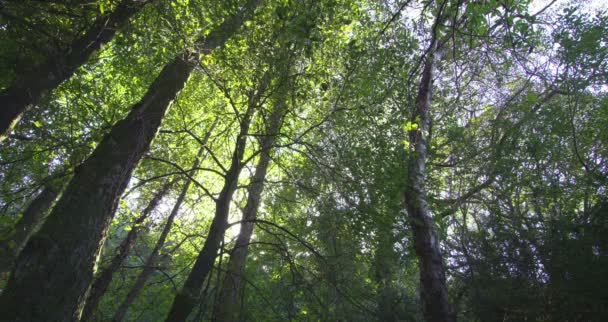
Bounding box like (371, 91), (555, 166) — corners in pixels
(404, 42), (454, 322)
(164, 69), (267, 322)
(0, 0), (145, 141)
(0, 182), (63, 273)
(80, 179), (174, 322)
(214, 76), (287, 322)
(0, 5), (252, 320)
(0, 54), (192, 322)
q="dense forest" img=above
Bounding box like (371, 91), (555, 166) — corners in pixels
(0, 0), (606, 321)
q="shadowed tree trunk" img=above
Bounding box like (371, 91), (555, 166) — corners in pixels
(214, 75), (287, 322)
(164, 69), (268, 322)
(112, 119), (217, 321)
(0, 7), (249, 319)
(0, 54), (192, 322)
(0, 181), (64, 273)
(80, 179), (174, 322)
(403, 22), (454, 322)
(0, 0), (146, 141)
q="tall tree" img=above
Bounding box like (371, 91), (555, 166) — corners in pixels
(214, 72), (289, 322)
(0, 0), (147, 141)
(164, 69), (268, 322)
(0, 0), (606, 321)
(403, 4), (453, 322)
(0, 4), (256, 320)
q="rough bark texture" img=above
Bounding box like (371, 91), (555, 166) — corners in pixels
(404, 46), (454, 322)
(0, 5), (250, 319)
(80, 179), (174, 322)
(0, 182), (63, 273)
(0, 53), (193, 322)
(214, 79), (286, 322)
(164, 70), (266, 322)
(0, 0), (144, 141)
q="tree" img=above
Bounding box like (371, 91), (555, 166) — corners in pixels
(403, 12), (454, 322)
(112, 122), (216, 321)
(164, 61), (267, 322)
(0, 3), (256, 320)
(0, 0), (606, 321)
(214, 64), (289, 321)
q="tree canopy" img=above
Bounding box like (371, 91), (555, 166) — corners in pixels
(0, 0), (606, 321)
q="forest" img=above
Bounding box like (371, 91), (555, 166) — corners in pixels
(0, 0), (606, 321)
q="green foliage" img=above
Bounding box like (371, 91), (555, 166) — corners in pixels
(1, 0), (607, 321)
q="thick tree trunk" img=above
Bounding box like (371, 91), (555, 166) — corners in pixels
(80, 179), (174, 322)
(404, 45), (454, 322)
(0, 54), (192, 322)
(0, 6), (250, 321)
(0, 182), (63, 273)
(0, 0), (144, 141)
(164, 72), (266, 322)
(214, 79), (286, 322)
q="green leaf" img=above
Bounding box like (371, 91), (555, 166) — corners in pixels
(404, 121), (419, 131)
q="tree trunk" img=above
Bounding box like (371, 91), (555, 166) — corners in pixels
(404, 43), (454, 322)
(0, 0), (145, 141)
(214, 77), (287, 322)
(0, 182), (63, 273)
(112, 151), (201, 322)
(0, 54), (192, 322)
(80, 179), (174, 322)
(0, 6), (251, 320)
(112, 122), (216, 321)
(164, 70), (267, 322)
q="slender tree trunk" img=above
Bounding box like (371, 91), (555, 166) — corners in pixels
(164, 115), (250, 322)
(404, 42), (454, 321)
(112, 117), (218, 321)
(213, 158), (267, 321)
(112, 147), (204, 322)
(80, 179), (174, 322)
(164, 71), (267, 322)
(214, 79), (287, 322)
(92, 118), (213, 322)
(0, 182), (63, 272)
(0, 0), (145, 141)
